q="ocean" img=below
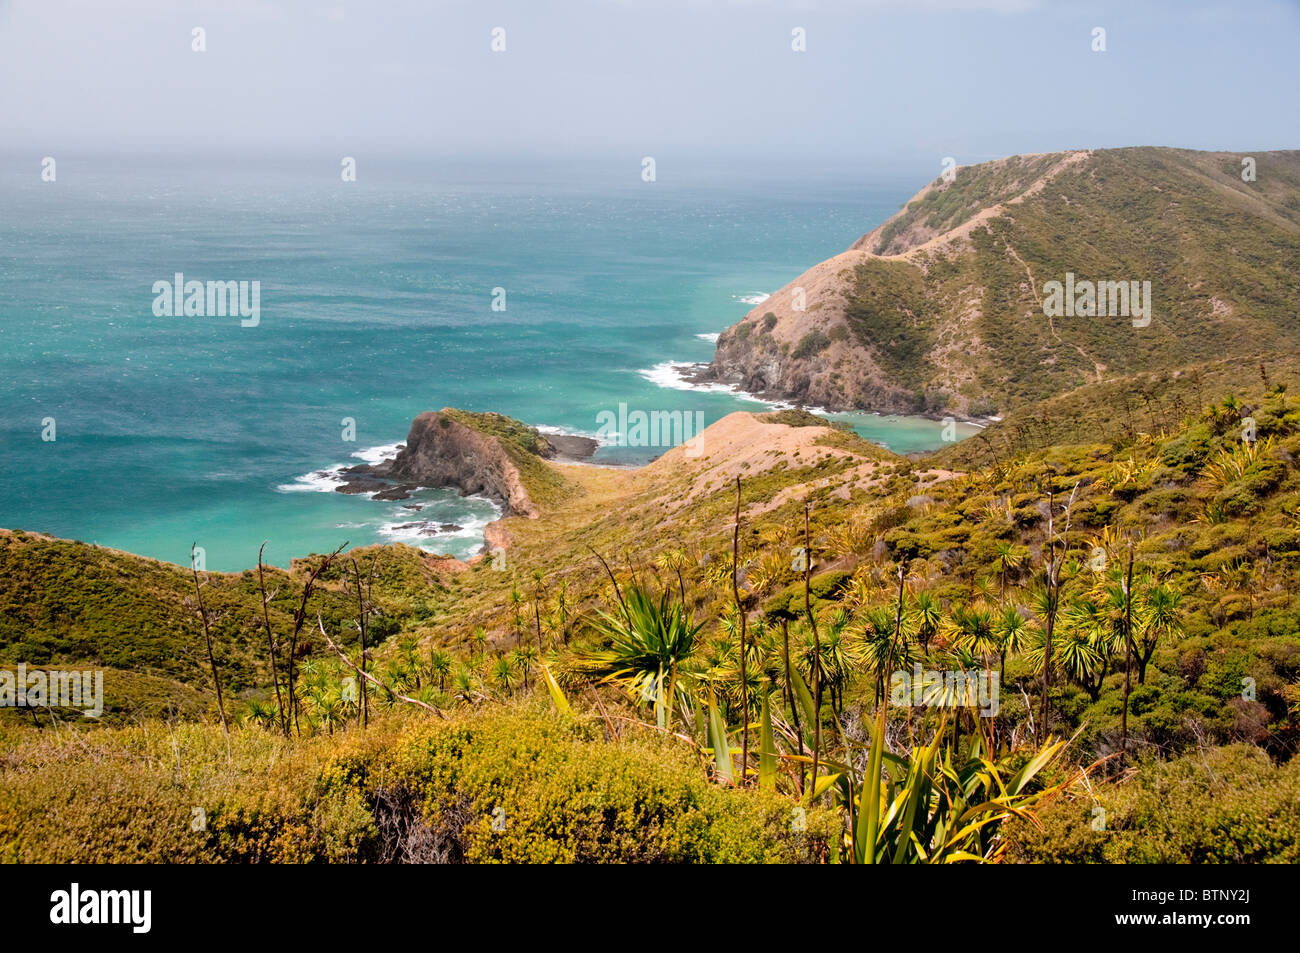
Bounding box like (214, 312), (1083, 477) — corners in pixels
(0, 155), (976, 571)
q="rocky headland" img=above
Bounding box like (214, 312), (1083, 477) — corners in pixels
(334, 409), (596, 521)
(704, 148), (1300, 418)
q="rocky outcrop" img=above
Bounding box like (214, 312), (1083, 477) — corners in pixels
(382, 411), (543, 518)
(704, 153), (1091, 416)
(483, 521), (512, 553)
(544, 432), (600, 461)
(334, 409), (598, 520)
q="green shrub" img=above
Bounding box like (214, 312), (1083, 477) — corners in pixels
(0, 705), (835, 863)
(1006, 745), (1300, 863)
(762, 570), (853, 620)
(792, 330), (831, 360)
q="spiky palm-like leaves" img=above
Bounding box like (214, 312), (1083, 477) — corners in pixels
(490, 656), (517, 695)
(240, 699), (279, 730)
(577, 585), (704, 730)
(912, 591), (942, 648)
(857, 605), (917, 701)
(994, 604), (1031, 681)
(1137, 580), (1183, 683)
(428, 648), (453, 691)
(787, 611), (855, 716)
(452, 665), (477, 703)
(850, 709), (1069, 864)
(1201, 435), (1274, 490)
(948, 603), (998, 661)
(509, 644), (539, 688)
(990, 541), (1028, 601)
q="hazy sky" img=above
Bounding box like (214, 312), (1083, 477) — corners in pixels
(1, 0), (1297, 163)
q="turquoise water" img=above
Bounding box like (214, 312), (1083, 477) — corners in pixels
(0, 156), (973, 571)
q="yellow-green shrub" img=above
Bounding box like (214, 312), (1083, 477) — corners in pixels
(0, 705), (834, 863)
(1005, 745), (1300, 863)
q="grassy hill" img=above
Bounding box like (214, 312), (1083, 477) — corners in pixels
(0, 532), (456, 721)
(711, 147), (1300, 416)
(936, 351), (1300, 468)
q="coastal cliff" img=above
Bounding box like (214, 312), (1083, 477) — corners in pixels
(385, 411), (547, 518)
(341, 408), (595, 523)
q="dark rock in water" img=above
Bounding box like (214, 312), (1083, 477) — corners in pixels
(544, 433), (600, 462)
(390, 521), (432, 536)
(402, 503), (424, 511)
(679, 362), (720, 385)
(390, 520), (463, 537)
(372, 483), (420, 501)
(335, 477), (389, 495)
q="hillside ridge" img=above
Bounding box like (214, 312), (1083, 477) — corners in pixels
(706, 146), (1300, 417)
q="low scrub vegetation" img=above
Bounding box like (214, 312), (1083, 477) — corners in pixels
(3, 374), (1299, 863)
(0, 705), (835, 863)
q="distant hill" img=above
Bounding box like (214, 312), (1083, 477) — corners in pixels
(706, 147), (1300, 416)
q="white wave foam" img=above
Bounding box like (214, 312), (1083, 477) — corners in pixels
(734, 293), (771, 305)
(277, 466), (346, 493)
(638, 361), (837, 417)
(350, 442), (402, 465)
(695, 332), (720, 343)
(278, 442), (400, 494)
(638, 360), (766, 399)
(535, 424), (600, 439)
(377, 520), (441, 544)
(638, 361), (725, 394)
(377, 504), (500, 550)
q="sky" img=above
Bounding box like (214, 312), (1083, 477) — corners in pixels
(0, 0), (1297, 165)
